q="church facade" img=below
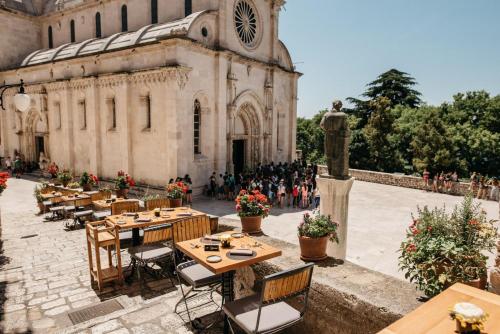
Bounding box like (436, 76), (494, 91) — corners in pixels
(0, 0), (300, 189)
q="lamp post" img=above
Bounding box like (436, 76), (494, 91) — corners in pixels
(0, 79), (31, 112)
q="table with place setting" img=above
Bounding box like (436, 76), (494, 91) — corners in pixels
(175, 232), (282, 334)
(92, 197), (139, 211)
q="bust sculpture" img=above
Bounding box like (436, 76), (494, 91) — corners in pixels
(39, 152), (49, 171)
(320, 100), (350, 179)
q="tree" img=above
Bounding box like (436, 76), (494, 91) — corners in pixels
(296, 110), (327, 164)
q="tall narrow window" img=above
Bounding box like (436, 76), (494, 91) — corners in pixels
(121, 5), (128, 32)
(141, 95), (151, 129)
(95, 12), (102, 38)
(107, 98), (117, 130)
(48, 26), (53, 48)
(55, 102), (62, 130)
(79, 100), (87, 130)
(185, 0), (192, 17)
(194, 100), (201, 154)
(151, 0), (158, 24)
(70, 19), (75, 42)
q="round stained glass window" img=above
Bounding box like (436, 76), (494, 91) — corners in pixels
(234, 0), (259, 48)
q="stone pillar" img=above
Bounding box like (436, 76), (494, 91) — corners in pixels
(490, 240), (500, 295)
(317, 175), (355, 260)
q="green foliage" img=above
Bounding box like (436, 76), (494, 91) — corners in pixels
(297, 68), (500, 177)
(398, 195), (498, 297)
(298, 211), (339, 243)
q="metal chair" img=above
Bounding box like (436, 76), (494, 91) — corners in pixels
(223, 263), (314, 334)
(172, 216), (222, 325)
(127, 224), (175, 288)
(65, 197), (94, 229)
(144, 198), (170, 211)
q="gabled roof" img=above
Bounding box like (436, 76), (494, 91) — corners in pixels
(21, 11), (206, 67)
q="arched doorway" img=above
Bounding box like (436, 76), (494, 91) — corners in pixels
(23, 108), (49, 163)
(231, 102), (262, 174)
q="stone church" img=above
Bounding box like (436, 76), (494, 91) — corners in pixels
(0, 0), (300, 189)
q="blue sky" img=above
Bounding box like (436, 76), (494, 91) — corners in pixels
(279, 0), (500, 118)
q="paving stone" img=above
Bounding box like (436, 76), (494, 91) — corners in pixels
(68, 290), (96, 302)
(71, 297), (96, 309)
(29, 294), (59, 306)
(90, 319), (122, 334)
(160, 314), (186, 332)
(108, 329), (130, 334)
(27, 307), (43, 321)
(121, 304), (171, 325)
(60, 287), (90, 298)
(41, 297), (66, 310)
(32, 317), (56, 329)
(3, 303), (26, 313)
(44, 305), (71, 316)
(131, 323), (165, 334)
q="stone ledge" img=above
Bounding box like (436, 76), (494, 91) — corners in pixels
(230, 226), (424, 334)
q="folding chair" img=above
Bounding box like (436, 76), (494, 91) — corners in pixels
(223, 263), (314, 334)
(172, 216), (222, 325)
(127, 224), (175, 289)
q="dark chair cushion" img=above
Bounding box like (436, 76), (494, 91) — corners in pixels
(223, 294), (301, 333)
(50, 206), (65, 212)
(93, 210), (111, 220)
(74, 210), (93, 218)
(128, 244), (173, 262)
(177, 261), (221, 288)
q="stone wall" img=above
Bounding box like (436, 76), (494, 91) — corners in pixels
(0, 10), (41, 70)
(317, 166), (484, 198)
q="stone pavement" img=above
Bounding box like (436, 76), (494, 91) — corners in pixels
(194, 180), (499, 280)
(0, 177), (222, 334)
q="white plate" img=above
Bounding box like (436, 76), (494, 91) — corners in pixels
(206, 255), (222, 263)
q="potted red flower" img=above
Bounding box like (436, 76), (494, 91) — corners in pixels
(79, 172), (99, 191)
(166, 181), (187, 207)
(0, 172), (9, 195)
(298, 211), (339, 261)
(235, 190), (270, 234)
(47, 162), (59, 178)
(114, 170), (135, 198)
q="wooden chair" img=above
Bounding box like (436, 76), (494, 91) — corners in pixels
(223, 263), (314, 334)
(66, 197), (94, 229)
(144, 198), (170, 211)
(111, 201), (139, 215)
(127, 224), (174, 288)
(172, 216), (221, 324)
(86, 221), (122, 291)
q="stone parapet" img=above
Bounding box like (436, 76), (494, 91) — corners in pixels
(317, 166), (496, 200)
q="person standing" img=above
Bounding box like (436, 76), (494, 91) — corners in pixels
(4, 156), (12, 176)
(184, 174), (192, 204)
(277, 180), (286, 209)
(423, 168), (430, 190)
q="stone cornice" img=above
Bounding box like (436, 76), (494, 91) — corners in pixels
(96, 74), (129, 89)
(129, 67), (192, 89)
(69, 77), (96, 90)
(44, 81), (69, 92)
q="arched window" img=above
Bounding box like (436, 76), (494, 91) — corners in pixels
(48, 26), (53, 48)
(95, 12), (102, 38)
(185, 0), (192, 17)
(194, 100), (201, 154)
(121, 5), (128, 32)
(151, 0), (158, 24)
(70, 20), (76, 42)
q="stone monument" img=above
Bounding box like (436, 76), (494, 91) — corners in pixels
(317, 100), (355, 260)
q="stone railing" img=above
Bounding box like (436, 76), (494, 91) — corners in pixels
(318, 166), (481, 197)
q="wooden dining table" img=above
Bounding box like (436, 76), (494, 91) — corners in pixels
(40, 192), (62, 200)
(378, 283), (500, 334)
(92, 198), (139, 211)
(176, 234), (282, 334)
(106, 207), (206, 246)
(60, 194), (90, 204)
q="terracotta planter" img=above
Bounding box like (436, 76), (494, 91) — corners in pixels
(116, 188), (129, 199)
(169, 198), (182, 208)
(240, 216), (262, 234)
(299, 235), (329, 261)
(463, 273), (488, 290)
(82, 184), (92, 192)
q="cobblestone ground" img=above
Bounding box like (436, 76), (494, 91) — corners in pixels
(0, 178), (222, 334)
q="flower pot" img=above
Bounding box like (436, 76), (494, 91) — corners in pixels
(169, 198), (182, 208)
(240, 216), (262, 234)
(463, 273), (488, 290)
(82, 184), (92, 192)
(116, 188), (129, 199)
(299, 235), (329, 261)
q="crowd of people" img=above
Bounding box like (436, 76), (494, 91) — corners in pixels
(204, 161), (321, 209)
(422, 169), (499, 201)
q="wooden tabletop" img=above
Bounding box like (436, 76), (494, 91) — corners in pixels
(93, 198), (138, 210)
(378, 283), (500, 334)
(61, 194), (90, 203)
(176, 234), (282, 275)
(106, 207), (206, 230)
(41, 192), (62, 200)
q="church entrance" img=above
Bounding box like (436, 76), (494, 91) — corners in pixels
(232, 140), (245, 175)
(35, 136), (45, 159)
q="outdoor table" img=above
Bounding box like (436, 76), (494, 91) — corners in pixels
(40, 192), (62, 200)
(378, 283), (500, 334)
(176, 234), (282, 334)
(60, 193), (90, 204)
(92, 198), (139, 211)
(106, 207), (206, 246)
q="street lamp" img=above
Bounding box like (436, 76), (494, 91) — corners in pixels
(0, 79), (31, 112)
